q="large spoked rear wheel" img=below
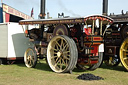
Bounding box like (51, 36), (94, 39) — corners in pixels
(24, 47), (37, 68)
(120, 37), (128, 71)
(47, 35), (78, 73)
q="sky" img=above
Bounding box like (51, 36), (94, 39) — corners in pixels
(0, 0), (128, 19)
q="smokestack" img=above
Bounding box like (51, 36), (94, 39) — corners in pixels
(40, 0), (46, 39)
(40, 0), (45, 19)
(103, 0), (108, 16)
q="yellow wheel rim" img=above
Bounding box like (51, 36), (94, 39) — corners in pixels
(120, 38), (128, 70)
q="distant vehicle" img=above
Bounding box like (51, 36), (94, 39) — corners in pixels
(0, 22), (32, 64)
(0, 3), (33, 64)
(103, 14), (128, 71)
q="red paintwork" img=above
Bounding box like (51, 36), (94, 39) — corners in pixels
(5, 13), (10, 22)
(91, 45), (98, 56)
(25, 30), (28, 34)
(70, 27), (77, 37)
(78, 36), (103, 65)
(90, 60), (98, 64)
(84, 28), (92, 35)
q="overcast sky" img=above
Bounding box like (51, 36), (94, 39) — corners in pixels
(1, 0), (128, 19)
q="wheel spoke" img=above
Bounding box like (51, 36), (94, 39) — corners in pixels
(51, 56), (58, 59)
(65, 44), (69, 51)
(27, 58), (30, 63)
(123, 57), (128, 60)
(62, 43), (68, 51)
(27, 56), (29, 60)
(51, 47), (58, 51)
(124, 41), (128, 45)
(62, 58), (67, 66)
(62, 40), (65, 49)
(55, 44), (60, 51)
(60, 58), (63, 70)
(67, 55), (70, 57)
(63, 51), (70, 54)
(54, 58), (61, 67)
(55, 41), (61, 48)
(55, 57), (59, 62)
(29, 60), (31, 66)
(63, 55), (70, 60)
(121, 48), (128, 52)
(31, 60), (33, 66)
(54, 51), (58, 55)
(66, 45), (69, 50)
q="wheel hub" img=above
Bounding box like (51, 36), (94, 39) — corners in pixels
(57, 51), (62, 57)
(28, 55), (32, 60)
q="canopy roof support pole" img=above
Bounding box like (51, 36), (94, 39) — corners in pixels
(92, 20), (95, 35)
(100, 21), (103, 35)
(85, 21), (88, 29)
(103, 22), (109, 36)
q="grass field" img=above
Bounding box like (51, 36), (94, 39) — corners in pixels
(0, 60), (128, 85)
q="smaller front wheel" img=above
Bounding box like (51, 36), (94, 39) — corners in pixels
(24, 47), (37, 68)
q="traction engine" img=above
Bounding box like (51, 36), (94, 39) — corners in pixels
(19, 15), (113, 73)
(104, 20), (128, 71)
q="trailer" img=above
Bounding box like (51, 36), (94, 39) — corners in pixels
(19, 15), (113, 73)
(0, 22), (33, 64)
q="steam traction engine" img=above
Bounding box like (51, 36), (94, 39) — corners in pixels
(104, 15), (128, 71)
(19, 15), (113, 73)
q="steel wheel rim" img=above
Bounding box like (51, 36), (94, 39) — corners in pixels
(47, 36), (71, 72)
(25, 48), (36, 67)
(120, 38), (128, 70)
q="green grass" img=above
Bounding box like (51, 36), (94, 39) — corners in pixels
(0, 60), (128, 85)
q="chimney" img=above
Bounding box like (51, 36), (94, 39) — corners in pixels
(40, 0), (46, 19)
(40, 0), (46, 39)
(102, 0), (108, 16)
